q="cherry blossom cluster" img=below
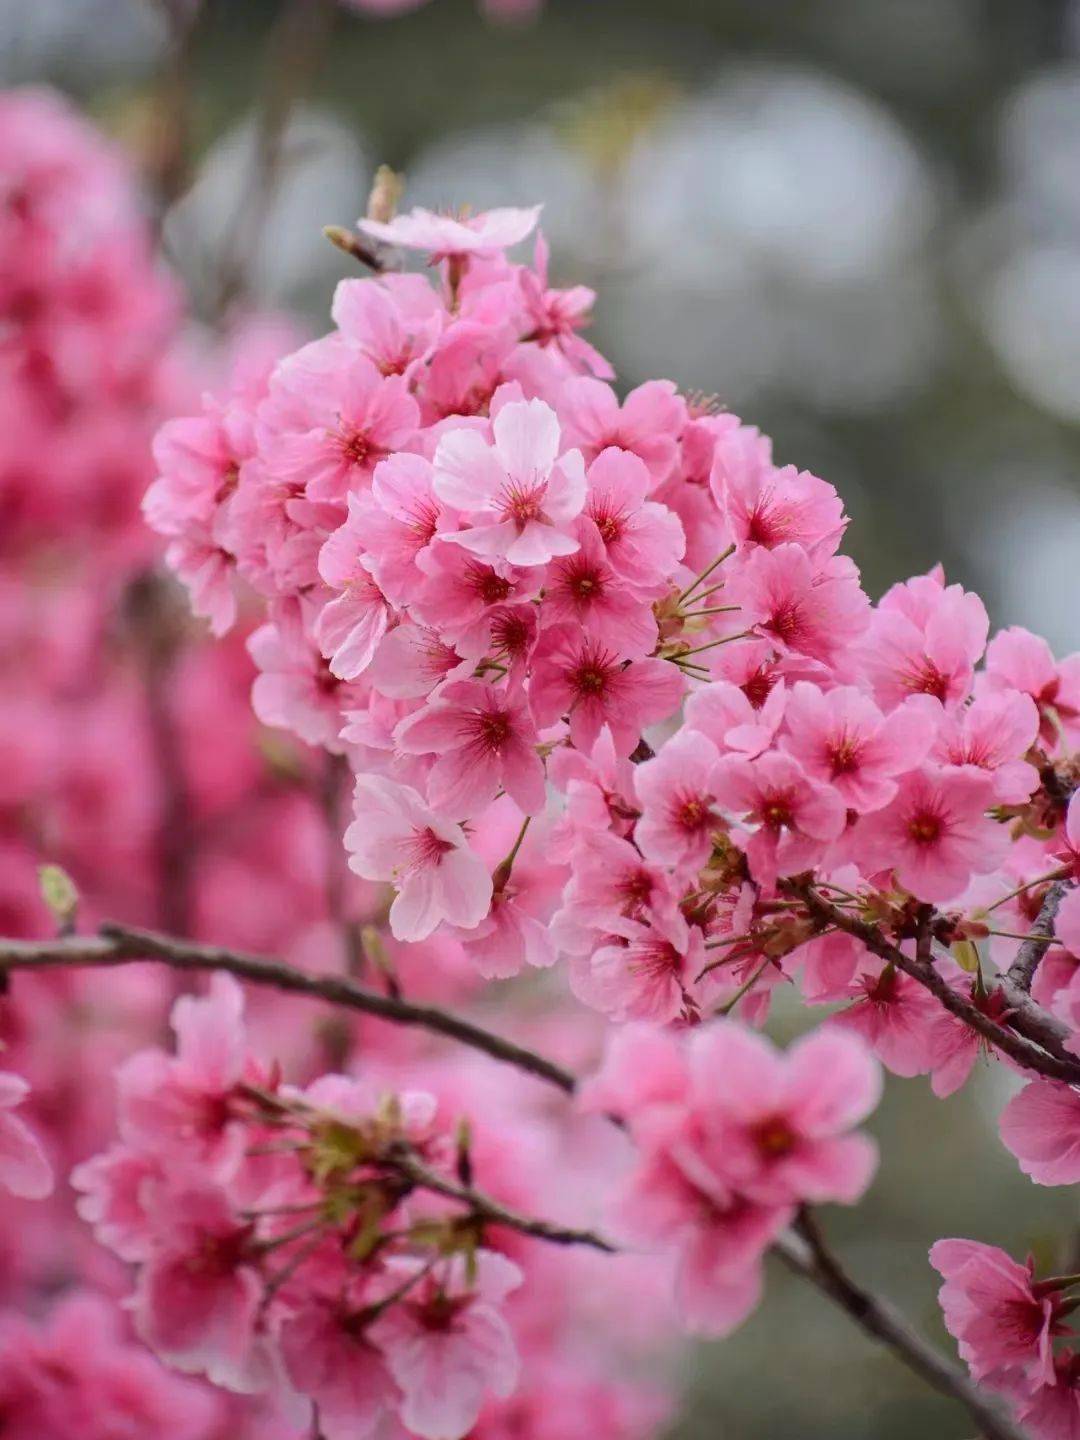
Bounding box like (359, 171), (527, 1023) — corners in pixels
(931, 1238), (1080, 1438)
(144, 194), (1080, 1435)
(73, 974), (667, 1440)
(73, 977), (519, 1439)
(581, 1020), (880, 1336)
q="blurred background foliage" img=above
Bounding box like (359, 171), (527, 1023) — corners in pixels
(4, 0), (1080, 1433)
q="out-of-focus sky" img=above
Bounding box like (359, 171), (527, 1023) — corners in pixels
(4, 1), (1080, 1434)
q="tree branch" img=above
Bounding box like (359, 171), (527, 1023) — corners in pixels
(788, 881), (1080, 1085)
(0, 924), (577, 1095)
(776, 1214), (1030, 1440)
(1006, 879), (1071, 992)
(392, 1148), (616, 1253)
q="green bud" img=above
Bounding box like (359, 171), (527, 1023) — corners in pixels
(39, 864), (78, 931)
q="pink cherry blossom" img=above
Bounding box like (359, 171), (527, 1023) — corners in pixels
(414, 545), (540, 657)
(930, 690), (1040, 804)
(711, 750), (846, 887)
(518, 232), (613, 379)
(131, 1175), (261, 1387)
(257, 340), (419, 505)
(681, 1023), (881, 1206)
(528, 624), (684, 756)
(248, 608), (360, 751)
(930, 1238), (1068, 1387)
(279, 1297), (398, 1440)
(571, 903), (706, 1023)
(831, 964), (940, 1077)
(1004, 1354), (1080, 1439)
(1055, 890), (1080, 958)
(861, 571), (989, 710)
(999, 1080), (1080, 1186)
(580, 446), (685, 592)
(856, 764), (1006, 903)
(725, 543), (869, 666)
(613, 1138), (784, 1338)
(633, 730), (722, 871)
(367, 621), (470, 698)
(393, 678), (546, 816)
(433, 400), (585, 567)
(710, 422), (845, 558)
(358, 204), (541, 257)
(558, 378), (686, 483)
(345, 774), (493, 939)
(331, 271), (442, 381)
(684, 676), (786, 759)
(369, 1251), (523, 1440)
(113, 974), (247, 1162)
(456, 817), (565, 977)
(543, 519), (658, 657)
(316, 501), (392, 680)
(553, 830), (669, 948)
(780, 683), (940, 813)
(0, 1293), (217, 1440)
(984, 626), (1080, 748)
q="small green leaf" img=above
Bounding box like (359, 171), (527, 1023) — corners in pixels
(952, 938), (980, 974)
(38, 864), (78, 929)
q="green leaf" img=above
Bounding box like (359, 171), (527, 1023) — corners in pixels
(38, 864), (78, 928)
(952, 938), (980, 974)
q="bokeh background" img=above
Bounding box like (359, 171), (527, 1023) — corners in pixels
(4, 0), (1080, 1433)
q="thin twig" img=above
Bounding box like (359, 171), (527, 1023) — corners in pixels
(392, 1149), (616, 1253)
(776, 1214), (1030, 1440)
(0, 925), (576, 1095)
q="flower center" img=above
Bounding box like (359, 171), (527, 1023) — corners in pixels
(498, 479), (545, 527)
(676, 795), (709, 832)
(754, 1117), (796, 1157)
(404, 826), (455, 872)
(574, 665), (607, 696)
(761, 796), (793, 830)
(906, 659), (949, 702)
(828, 735), (862, 775)
(476, 710), (511, 751)
(339, 427), (372, 467)
(490, 609), (530, 658)
(470, 566), (512, 605)
(907, 813), (941, 845)
(767, 601), (801, 642)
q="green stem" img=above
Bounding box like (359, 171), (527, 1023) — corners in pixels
(676, 545), (736, 604)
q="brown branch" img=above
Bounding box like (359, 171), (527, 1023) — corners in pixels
(1006, 879), (1071, 992)
(391, 1149), (616, 1254)
(0, 925), (576, 1095)
(776, 1214), (1030, 1440)
(788, 881), (1080, 1085)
